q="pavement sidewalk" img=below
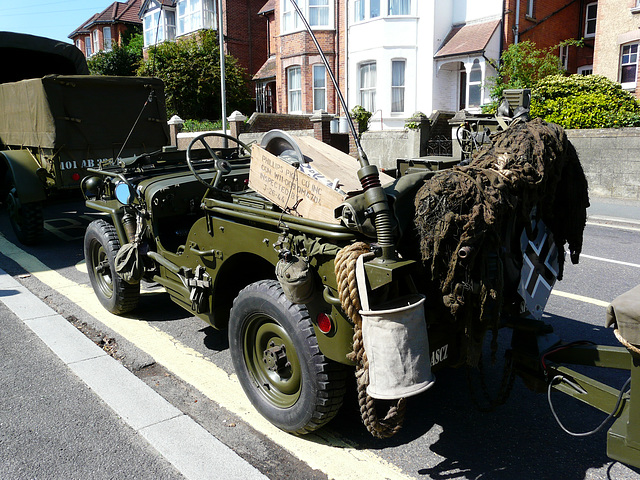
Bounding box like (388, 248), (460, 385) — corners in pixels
(588, 197), (640, 222)
(0, 268), (267, 480)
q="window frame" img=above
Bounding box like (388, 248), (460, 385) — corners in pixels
(584, 2), (597, 38)
(287, 65), (302, 114)
(177, 0), (216, 37)
(309, 0), (329, 27)
(526, 0), (534, 18)
(103, 26), (112, 51)
(353, 0), (380, 22)
(358, 61), (377, 113)
(312, 64), (327, 112)
(92, 30), (100, 55)
(559, 44), (569, 70)
(391, 59), (405, 113)
(467, 59), (483, 108)
(354, 0), (365, 22)
(388, 0), (410, 16)
(578, 65), (593, 76)
(143, 7), (176, 47)
(281, 0), (333, 33)
(85, 36), (92, 57)
(620, 43), (639, 89)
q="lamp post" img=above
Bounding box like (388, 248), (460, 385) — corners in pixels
(217, 0), (227, 147)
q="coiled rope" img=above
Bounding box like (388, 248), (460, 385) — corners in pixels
(334, 242), (406, 438)
(614, 328), (640, 356)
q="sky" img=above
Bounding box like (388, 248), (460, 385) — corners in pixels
(0, 0), (121, 44)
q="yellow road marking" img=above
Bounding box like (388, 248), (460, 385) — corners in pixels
(0, 234), (413, 480)
(76, 259), (88, 274)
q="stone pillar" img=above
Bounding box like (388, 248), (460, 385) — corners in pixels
(167, 115), (184, 147)
(416, 115), (431, 156)
(227, 110), (247, 138)
(310, 110), (335, 144)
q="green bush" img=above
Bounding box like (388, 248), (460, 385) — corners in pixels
(182, 119), (222, 132)
(405, 112), (428, 130)
(350, 105), (372, 134)
(88, 31), (142, 76)
(137, 30), (252, 120)
(531, 74), (640, 129)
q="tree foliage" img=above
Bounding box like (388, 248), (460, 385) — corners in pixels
(531, 74), (640, 129)
(137, 30), (252, 120)
(88, 31), (143, 76)
(488, 39), (580, 101)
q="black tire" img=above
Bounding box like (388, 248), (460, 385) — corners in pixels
(84, 219), (139, 314)
(229, 280), (347, 434)
(4, 173), (43, 245)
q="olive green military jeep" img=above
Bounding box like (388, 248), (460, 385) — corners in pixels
(82, 127), (640, 469)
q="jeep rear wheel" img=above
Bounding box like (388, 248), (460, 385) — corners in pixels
(5, 173), (43, 245)
(229, 280), (347, 434)
(84, 219), (139, 314)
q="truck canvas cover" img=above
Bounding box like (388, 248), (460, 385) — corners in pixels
(0, 75), (170, 157)
(0, 31), (89, 84)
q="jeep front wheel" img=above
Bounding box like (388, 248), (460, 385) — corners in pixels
(84, 219), (139, 314)
(229, 280), (347, 434)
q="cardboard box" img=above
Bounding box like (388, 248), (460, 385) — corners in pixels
(249, 135), (392, 224)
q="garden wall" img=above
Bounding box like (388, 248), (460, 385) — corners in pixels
(566, 127), (640, 200)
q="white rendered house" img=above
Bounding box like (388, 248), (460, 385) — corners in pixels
(347, 0), (502, 130)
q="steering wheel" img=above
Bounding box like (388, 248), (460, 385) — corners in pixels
(186, 132), (251, 190)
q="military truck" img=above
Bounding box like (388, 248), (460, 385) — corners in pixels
(0, 32), (169, 244)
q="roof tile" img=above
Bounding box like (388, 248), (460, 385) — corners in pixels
(434, 19), (500, 59)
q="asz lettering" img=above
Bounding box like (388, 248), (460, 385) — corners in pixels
(59, 159), (100, 170)
(430, 344), (448, 367)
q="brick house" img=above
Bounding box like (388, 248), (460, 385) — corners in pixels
(593, 0), (640, 98)
(255, 1), (603, 130)
(139, 0), (267, 80)
(254, 0), (347, 118)
(69, 0), (142, 59)
(503, 0), (596, 75)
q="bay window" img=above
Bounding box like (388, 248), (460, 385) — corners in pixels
(355, 0), (364, 21)
(391, 60), (405, 113)
(103, 27), (112, 51)
(288, 66), (302, 113)
(388, 0), (410, 16)
(313, 65), (326, 111)
(282, 0), (332, 33)
(177, 0), (216, 37)
(143, 8), (176, 47)
(354, 0), (380, 22)
(468, 59), (482, 107)
(359, 62), (376, 112)
(93, 30), (100, 55)
(309, 0), (329, 26)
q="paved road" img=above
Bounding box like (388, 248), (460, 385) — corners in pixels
(1, 195), (640, 479)
(0, 269), (267, 480)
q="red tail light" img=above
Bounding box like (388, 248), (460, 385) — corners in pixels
(316, 313), (333, 334)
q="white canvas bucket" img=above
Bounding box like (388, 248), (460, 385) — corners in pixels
(356, 255), (435, 400)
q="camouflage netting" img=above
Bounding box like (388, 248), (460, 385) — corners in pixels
(414, 118), (590, 365)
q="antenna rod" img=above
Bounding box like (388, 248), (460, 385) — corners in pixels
(289, 1), (369, 168)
